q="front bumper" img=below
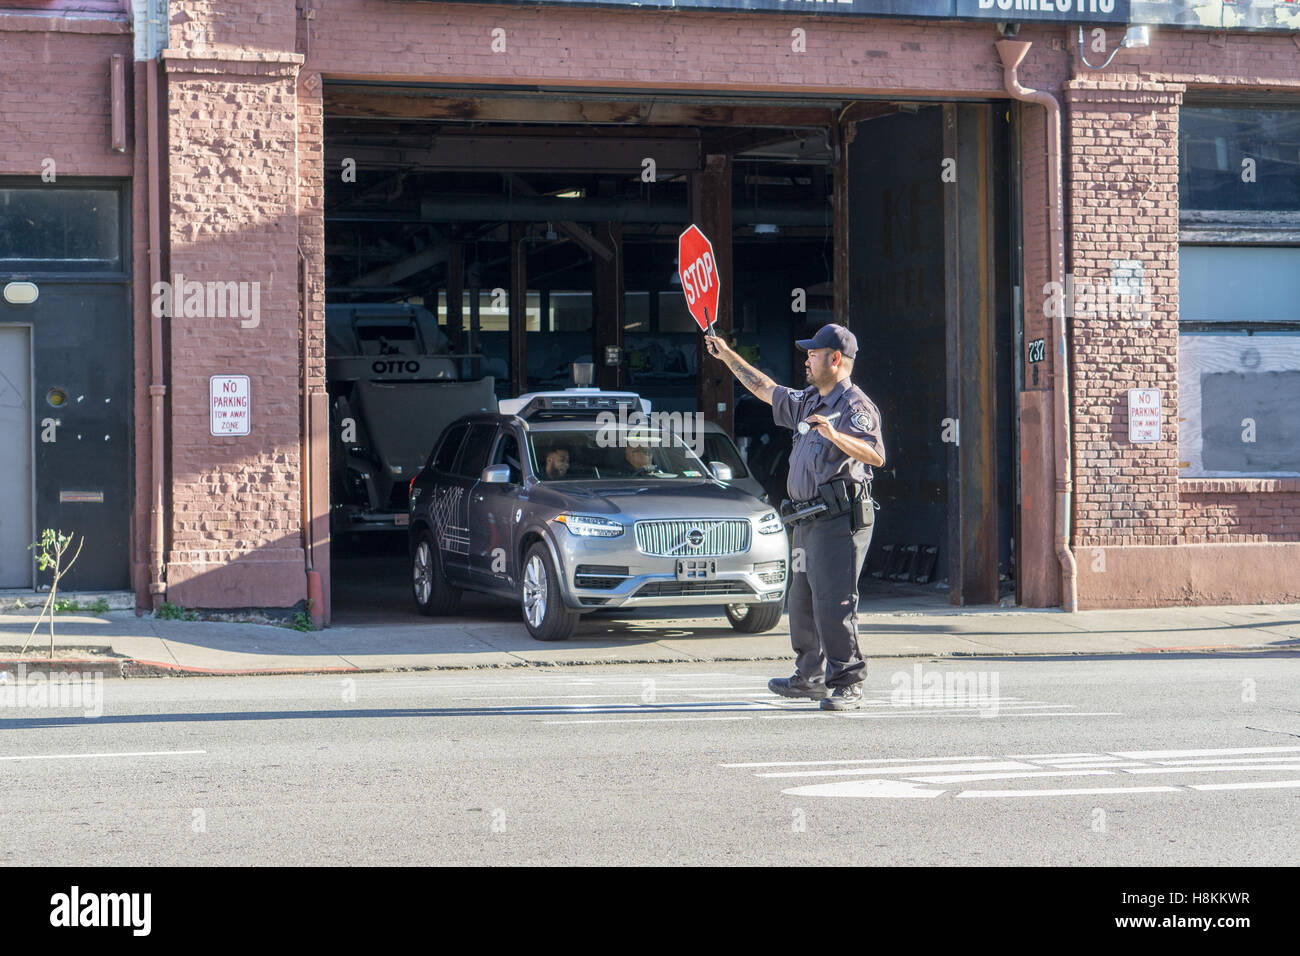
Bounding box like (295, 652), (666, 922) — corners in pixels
(551, 524), (790, 610)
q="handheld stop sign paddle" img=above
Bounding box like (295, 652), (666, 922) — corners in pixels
(677, 224), (721, 336)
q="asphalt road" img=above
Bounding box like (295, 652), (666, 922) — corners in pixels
(1, 655), (1297, 866)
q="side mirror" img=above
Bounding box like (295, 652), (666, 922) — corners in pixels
(481, 464), (511, 484)
(709, 461), (733, 482)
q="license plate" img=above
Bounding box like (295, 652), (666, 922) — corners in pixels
(675, 559), (716, 581)
(395, 513), (410, 527)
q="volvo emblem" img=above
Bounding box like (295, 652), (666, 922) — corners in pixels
(686, 528), (705, 548)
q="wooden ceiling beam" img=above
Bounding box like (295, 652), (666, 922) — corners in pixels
(324, 89), (838, 129)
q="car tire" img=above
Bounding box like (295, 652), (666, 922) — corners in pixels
(724, 601), (784, 633)
(412, 529), (461, 616)
(521, 542), (580, 641)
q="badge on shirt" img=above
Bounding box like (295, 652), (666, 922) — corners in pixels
(851, 409), (873, 432)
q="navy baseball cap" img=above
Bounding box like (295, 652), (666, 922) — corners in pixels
(796, 323), (857, 359)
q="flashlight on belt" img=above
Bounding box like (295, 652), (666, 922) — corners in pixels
(797, 411), (840, 435)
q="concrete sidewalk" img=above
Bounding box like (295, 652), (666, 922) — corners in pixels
(0, 598), (1296, 677)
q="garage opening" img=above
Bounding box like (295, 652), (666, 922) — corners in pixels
(320, 88), (1017, 625)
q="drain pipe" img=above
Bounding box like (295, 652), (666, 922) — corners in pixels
(146, 55), (167, 606)
(995, 38), (1079, 613)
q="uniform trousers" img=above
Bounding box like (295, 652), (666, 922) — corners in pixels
(787, 513), (873, 687)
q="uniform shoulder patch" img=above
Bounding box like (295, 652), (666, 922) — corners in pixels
(850, 409), (873, 432)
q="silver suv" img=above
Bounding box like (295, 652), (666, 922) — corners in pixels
(407, 389), (788, 640)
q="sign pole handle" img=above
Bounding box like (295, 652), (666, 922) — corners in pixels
(705, 306), (715, 338)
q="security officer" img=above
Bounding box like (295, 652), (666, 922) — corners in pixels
(705, 323), (885, 711)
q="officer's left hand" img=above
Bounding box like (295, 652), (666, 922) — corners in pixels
(803, 414), (837, 439)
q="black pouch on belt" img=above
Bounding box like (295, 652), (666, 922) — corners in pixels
(850, 480), (875, 533)
(817, 478), (852, 519)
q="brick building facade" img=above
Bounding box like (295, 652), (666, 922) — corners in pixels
(1, 0), (1297, 619)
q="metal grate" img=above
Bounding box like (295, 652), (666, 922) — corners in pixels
(633, 519), (751, 556)
(574, 565), (629, 591)
(635, 581), (754, 597)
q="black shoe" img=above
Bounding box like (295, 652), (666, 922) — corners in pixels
(819, 683), (865, 711)
(768, 674), (830, 700)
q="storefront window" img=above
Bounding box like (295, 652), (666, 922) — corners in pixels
(1179, 107), (1300, 211)
(0, 187), (122, 273)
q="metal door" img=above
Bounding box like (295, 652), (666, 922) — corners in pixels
(29, 284), (132, 591)
(0, 326), (32, 587)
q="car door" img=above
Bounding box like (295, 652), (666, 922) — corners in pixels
(421, 421), (470, 583)
(468, 428), (523, 590)
(447, 422), (498, 582)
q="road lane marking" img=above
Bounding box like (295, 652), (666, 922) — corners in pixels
(0, 749), (206, 762)
(1005, 753), (1099, 759)
(731, 745), (1300, 801)
(758, 761), (1037, 779)
(543, 716), (753, 725)
(955, 786), (1183, 798)
(757, 710), (1124, 720)
(1122, 764), (1300, 775)
(1111, 747), (1300, 759)
(723, 756), (995, 768)
(1189, 779), (1300, 791)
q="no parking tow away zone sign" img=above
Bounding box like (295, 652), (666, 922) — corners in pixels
(210, 375), (251, 436)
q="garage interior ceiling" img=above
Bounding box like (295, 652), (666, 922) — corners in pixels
(322, 86), (901, 298)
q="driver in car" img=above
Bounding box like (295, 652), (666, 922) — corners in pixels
(624, 442), (660, 476)
(544, 447), (571, 480)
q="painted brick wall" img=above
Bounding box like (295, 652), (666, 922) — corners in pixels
(1179, 480), (1300, 542)
(1064, 78), (1184, 549)
(162, 50), (308, 607)
(306, 2), (1048, 97)
(170, 0), (297, 56)
(0, 22), (132, 178)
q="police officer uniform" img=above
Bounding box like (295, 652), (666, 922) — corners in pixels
(770, 325), (885, 708)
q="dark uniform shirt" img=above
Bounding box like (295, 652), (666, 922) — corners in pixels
(772, 378), (886, 501)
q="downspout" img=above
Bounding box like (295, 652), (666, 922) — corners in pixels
(146, 56), (166, 606)
(299, 246), (316, 581)
(995, 39), (1079, 613)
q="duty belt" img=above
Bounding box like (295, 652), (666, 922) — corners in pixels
(780, 496), (843, 526)
(780, 478), (868, 527)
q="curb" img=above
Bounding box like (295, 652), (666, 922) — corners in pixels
(2, 641), (1294, 680)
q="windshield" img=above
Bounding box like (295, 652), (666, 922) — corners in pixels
(529, 426), (713, 481)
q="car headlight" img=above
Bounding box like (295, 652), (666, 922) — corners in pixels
(555, 514), (624, 538)
(756, 510), (783, 535)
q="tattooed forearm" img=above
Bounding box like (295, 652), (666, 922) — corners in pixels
(722, 353), (777, 404)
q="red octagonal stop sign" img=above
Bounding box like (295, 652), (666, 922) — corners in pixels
(677, 224), (720, 332)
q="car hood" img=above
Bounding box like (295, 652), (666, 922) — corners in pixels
(528, 480), (770, 519)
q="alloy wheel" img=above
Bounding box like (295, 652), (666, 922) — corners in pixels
(523, 554), (547, 628)
(413, 541), (433, 605)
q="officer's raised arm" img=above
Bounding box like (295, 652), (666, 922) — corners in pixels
(704, 333), (778, 406)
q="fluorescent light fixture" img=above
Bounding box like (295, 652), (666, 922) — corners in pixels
(3, 281), (38, 305)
